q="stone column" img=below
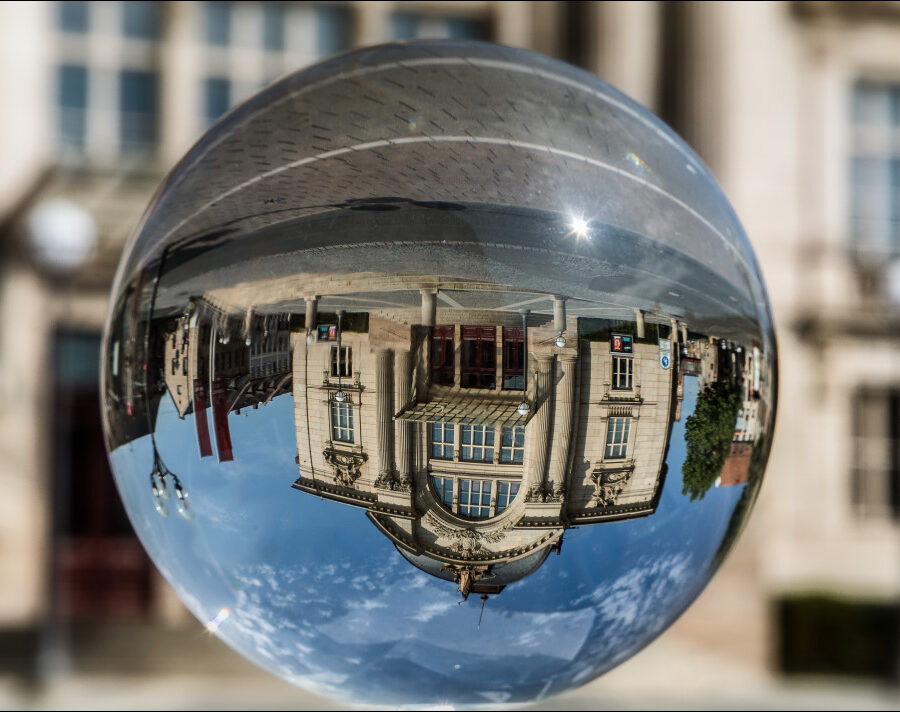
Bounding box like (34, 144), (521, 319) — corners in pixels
(680, 321), (688, 344)
(420, 289), (437, 327)
(524, 354), (554, 496)
(394, 349), (412, 485)
(634, 308), (645, 339)
(304, 296), (319, 333)
(547, 354), (577, 498)
(553, 296), (567, 335)
(375, 348), (394, 479)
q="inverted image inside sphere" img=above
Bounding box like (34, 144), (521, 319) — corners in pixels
(102, 40), (776, 708)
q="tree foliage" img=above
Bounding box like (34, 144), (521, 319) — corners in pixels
(681, 381), (741, 501)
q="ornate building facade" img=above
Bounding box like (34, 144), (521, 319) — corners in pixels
(292, 288), (674, 597)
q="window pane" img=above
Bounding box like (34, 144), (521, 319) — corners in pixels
(446, 17), (489, 40)
(58, 1), (89, 33)
(316, 6), (350, 57)
(59, 64), (88, 109)
(262, 3), (284, 51)
(205, 1), (231, 45)
(120, 70), (158, 151)
(58, 65), (88, 149)
(204, 77), (231, 123)
(391, 12), (419, 40)
(123, 1), (160, 39)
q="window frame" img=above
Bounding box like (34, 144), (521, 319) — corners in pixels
(604, 416), (631, 460)
(611, 355), (634, 391)
(330, 399), (355, 444)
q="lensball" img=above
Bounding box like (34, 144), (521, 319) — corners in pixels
(101, 40), (777, 708)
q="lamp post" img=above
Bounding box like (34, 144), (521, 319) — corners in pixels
(517, 310), (531, 417)
(334, 310), (346, 403)
(149, 433), (191, 520)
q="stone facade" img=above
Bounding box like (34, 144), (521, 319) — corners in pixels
(292, 290), (673, 596)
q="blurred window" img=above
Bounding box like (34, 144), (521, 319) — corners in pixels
(122, 1), (160, 39)
(851, 388), (900, 519)
(58, 0), (89, 33)
(57, 64), (89, 149)
(53, 330), (151, 618)
(460, 424), (494, 462)
(605, 417), (630, 459)
(499, 426), (525, 464)
(390, 12), (490, 41)
(850, 82), (900, 256)
(612, 355), (633, 390)
(119, 69), (159, 153)
(331, 400), (354, 443)
(262, 2), (285, 51)
(204, 76), (232, 123)
(205, 1), (231, 46)
(316, 5), (351, 57)
(431, 422), (454, 460)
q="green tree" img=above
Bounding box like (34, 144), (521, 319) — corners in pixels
(681, 381), (741, 501)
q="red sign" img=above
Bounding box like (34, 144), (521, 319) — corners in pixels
(193, 379), (212, 458)
(211, 376), (233, 462)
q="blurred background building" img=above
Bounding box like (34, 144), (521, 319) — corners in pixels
(0, 0), (898, 708)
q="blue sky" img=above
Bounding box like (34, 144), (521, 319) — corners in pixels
(109, 376), (747, 707)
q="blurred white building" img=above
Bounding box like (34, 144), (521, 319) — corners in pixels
(0, 0), (898, 693)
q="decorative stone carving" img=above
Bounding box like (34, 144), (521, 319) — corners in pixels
(323, 448), (367, 488)
(590, 468), (633, 507)
(426, 512), (513, 559)
(374, 470), (411, 492)
(524, 481), (566, 503)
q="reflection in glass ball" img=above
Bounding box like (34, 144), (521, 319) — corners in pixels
(101, 41), (777, 707)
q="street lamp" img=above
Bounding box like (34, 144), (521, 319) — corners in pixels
(334, 310), (346, 403)
(518, 310), (531, 417)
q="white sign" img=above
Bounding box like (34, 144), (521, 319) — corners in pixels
(658, 338), (671, 352)
(659, 353), (671, 370)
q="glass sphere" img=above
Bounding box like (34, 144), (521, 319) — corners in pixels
(101, 40), (776, 708)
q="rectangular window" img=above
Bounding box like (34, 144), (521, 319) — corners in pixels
(58, 64), (89, 149)
(458, 479), (491, 519)
(430, 325), (454, 386)
(850, 82), (900, 256)
(122, 1), (160, 39)
(500, 426), (525, 464)
(204, 77), (231, 124)
(431, 422), (454, 460)
(460, 425), (494, 462)
(330, 401), (354, 443)
(852, 388), (900, 518)
(119, 69), (158, 152)
(205, 1), (231, 46)
(58, 1), (89, 33)
(262, 3), (285, 51)
(431, 476), (453, 508)
(612, 356), (633, 390)
(496, 481), (520, 513)
(330, 346), (352, 378)
(604, 417), (631, 459)
(460, 325), (496, 389)
(390, 13), (489, 41)
(502, 326), (524, 390)
(316, 5), (350, 57)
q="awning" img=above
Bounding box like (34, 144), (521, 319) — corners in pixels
(395, 396), (531, 428)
